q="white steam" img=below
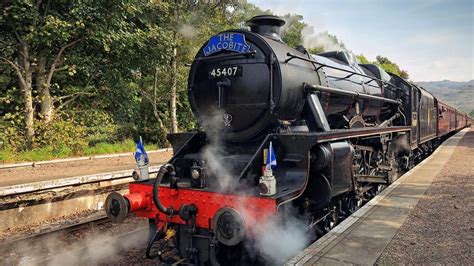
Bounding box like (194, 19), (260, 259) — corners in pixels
(236, 199), (311, 264)
(301, 25), (346, 52)
(199, 111), (310, 263)
(200, 109), (238, 191)
(178, 24), (197, 39)
(47, 229), (147, 265)
(11, 223), (147, 265)
(253, 216), (309, 264)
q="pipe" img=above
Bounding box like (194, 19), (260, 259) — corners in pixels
(153, 163), (177, 216)
(209, 236), (221, 266)
(377, 113), (401, 128)
(145, 230), (165, 259)
(304, 83), (400, 105)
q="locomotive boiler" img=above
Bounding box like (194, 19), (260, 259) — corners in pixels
(105, 15), (469, 265)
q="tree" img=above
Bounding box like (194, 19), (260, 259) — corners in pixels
(375, 56), (409, 79)
(356, 54), (410, 79)
(281, 14), (306, 48)
(0, 1), (102, 147)
(1, 2), (415, 156)
(356, 54), (370, 64)
(0, 1), (173, 149)
(278, 14), (345, 54)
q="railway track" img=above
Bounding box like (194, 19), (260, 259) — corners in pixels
(0, 149), (169, 170)
(0, 165), (162, 234)
(0, 212), (148, 264)
(0, 165), (160, 264)
(0, 213), (109, 250)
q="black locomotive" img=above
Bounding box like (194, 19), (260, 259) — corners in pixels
(105, 15), (470, 265)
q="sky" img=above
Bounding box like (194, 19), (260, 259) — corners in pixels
(248, 0), (473, 82)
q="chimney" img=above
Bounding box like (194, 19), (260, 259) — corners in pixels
(246, 15), (286, 42)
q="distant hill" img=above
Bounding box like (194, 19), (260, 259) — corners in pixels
(415, 80), (474, 114)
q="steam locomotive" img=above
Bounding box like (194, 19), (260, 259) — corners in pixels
(105, 15), (470, 264)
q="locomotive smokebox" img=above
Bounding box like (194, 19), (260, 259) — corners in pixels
(246, 15), (285, 42)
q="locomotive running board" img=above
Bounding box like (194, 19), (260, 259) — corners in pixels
(277, 126), (411, 144)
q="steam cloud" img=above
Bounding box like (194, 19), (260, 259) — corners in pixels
(200, 112), (310, 263)
(200, 109), (238, 191)
(301, 25), (346, 52)
(178, 24), (197, 39)
(12, 224), (148, 265)
(254, 218), (309, 264)
(244, 206), (310, 264)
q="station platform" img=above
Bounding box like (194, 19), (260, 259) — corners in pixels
(0, 150), (172, 188)
(287, 127), (472, 265)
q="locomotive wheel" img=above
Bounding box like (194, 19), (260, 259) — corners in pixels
(322, 205), (339, 232)
(341, 191), (363, 217)
(345, 196), (363, 216)
(376, 184), (387, 194)
(349, 115), (365, 129)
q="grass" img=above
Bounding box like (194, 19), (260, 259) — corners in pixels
(0, 139), (159, 164)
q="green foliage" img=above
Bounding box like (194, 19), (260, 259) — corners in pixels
(0, 138), (157, 163)
(307, 46), (325, 54)
(356, 54), (410, 79)
(0, 1), (414, 163)
(82, 139), (156, 156)
(356, 54), (370, 64)
(0, 149), (15, 162)
(2, 126), (25, 152)
(375, 56), (409, 79)
(35, 117), (88, 156)
(281, 14), (306, 48)
(4, 147), (57, 163)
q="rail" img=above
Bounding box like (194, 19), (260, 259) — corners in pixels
(0, 148), (170, 170)
(0, 165), (162, 197)
(0, 212), (148, 264)
(304, 83), (400, 105)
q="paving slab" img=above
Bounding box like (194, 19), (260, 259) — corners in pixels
(287, 128), (469, 265)
(307, 257), (352, 266)
(389, 183), (430, 199)
(376, 195), (420, 209)
(352, 206), (410, 224)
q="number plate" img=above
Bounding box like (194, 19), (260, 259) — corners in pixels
(209, 66), (242, 79)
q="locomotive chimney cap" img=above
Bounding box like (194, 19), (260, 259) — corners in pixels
(246, 15), (286, 41)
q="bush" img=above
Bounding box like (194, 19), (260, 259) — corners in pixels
(35, 117), (88, 156)
(0, 149), (15, 162)
(83, 139), (136, 155)
(74, 110), (118, 144)
(2, 126), (26, 151)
